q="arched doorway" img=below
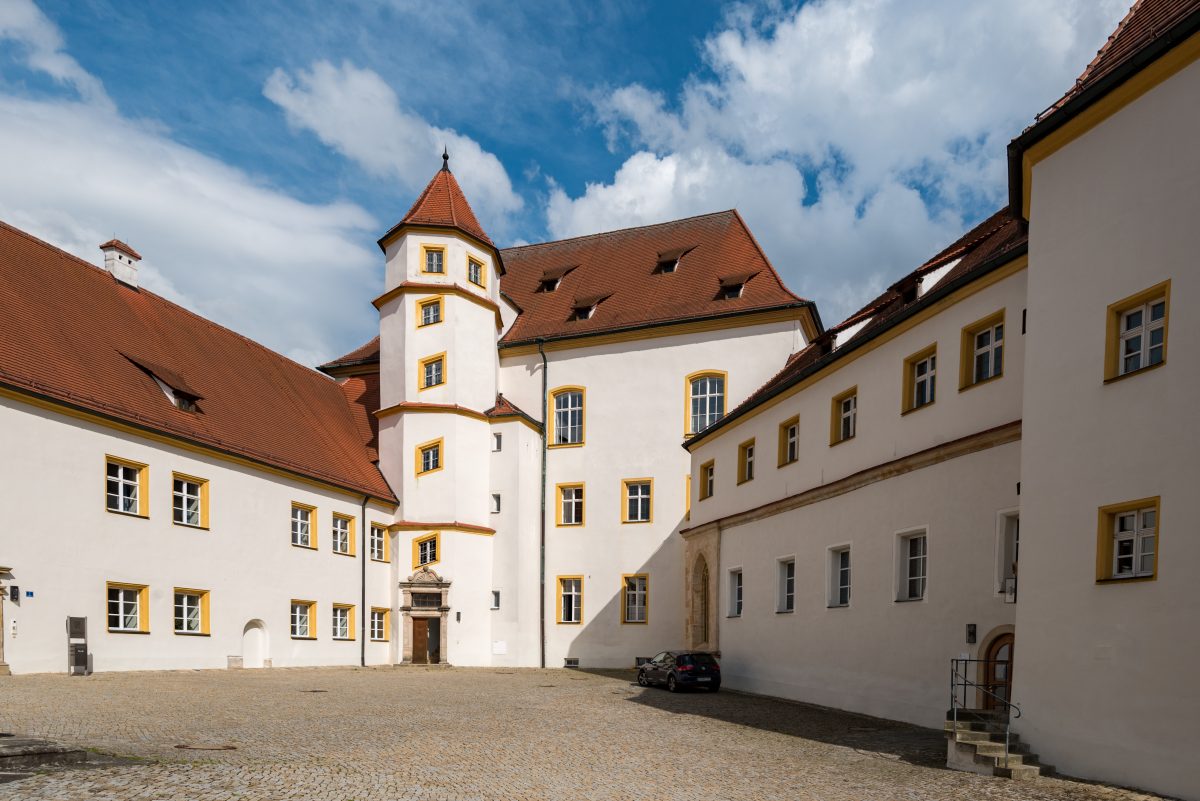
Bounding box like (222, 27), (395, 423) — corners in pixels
(983, 633), (1014, 709)
(690, 555), (709, 647)
(242, 619), (268, 669)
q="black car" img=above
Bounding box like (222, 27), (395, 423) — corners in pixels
(637, 650), (721, 692)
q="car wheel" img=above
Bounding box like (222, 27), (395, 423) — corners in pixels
(667, 674), (679, 693)
(709, 684), (721, 693)
(637, 671), (649, 687)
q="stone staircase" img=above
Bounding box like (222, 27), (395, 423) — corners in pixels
(944, 709), (1054, 780)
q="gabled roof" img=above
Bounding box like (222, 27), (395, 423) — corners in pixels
(498, 210), (814, 346)
(0, 220), (394, 502)
(99, 238), (141, 260)
(378, 156), (495, 249)
(319, 336), (381, 373)
(686, 209), (1027, 449)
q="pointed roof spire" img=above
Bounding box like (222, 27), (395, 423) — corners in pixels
(381, 153), (495, 249)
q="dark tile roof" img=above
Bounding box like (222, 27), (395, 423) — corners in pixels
(320, 336), (380, 371)
(0, 220), (394, 502)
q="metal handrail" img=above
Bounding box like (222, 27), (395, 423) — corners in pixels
(950, 658), (1020, 768)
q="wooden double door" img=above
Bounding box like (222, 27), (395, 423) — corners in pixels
(983, 633), (1014, 709)
(411, 617), (441, 664)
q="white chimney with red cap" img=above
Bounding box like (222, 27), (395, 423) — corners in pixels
(99, 239), (141, 287)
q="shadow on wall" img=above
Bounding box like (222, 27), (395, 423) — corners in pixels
(559, 508), (687, 668)
(583, 668), (947, 769)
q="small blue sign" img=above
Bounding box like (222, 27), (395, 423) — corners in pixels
(24, 591), (33, 598)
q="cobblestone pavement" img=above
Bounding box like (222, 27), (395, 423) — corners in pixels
(0, 667), (1167, 801)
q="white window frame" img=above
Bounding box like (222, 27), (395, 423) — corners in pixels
(898, 530), (928, 601)
(625, 481), (651, 522)
(690, 375), (725, 434)
(742, 443), (755, 482)
(106, 461), (140, 514)
(108, 586), (141, 631)
(172, 477), (202, 527)
(291, 505), (312, 548)
(560, 485), (584, 526)
(703, 463), (715, 499)
(492, 432), (502, 452)
(423, 357), (444, 388)
(994, 509), (1020, 595)
(840, 394), (857, 441)
(417, 536), (437, 566)
(420, 443), (440, 473)
(424, 249), (444, 274)
(1119, 297), (1166, 376)
(622, 575), (648, 624)
(290, 602), (312, 638)
(559, 578), (582, 624)
(553, 391), (584, 445)
(332, 606), (351, 640)
(369, 525), (386, 561)
(331, 515), (351, 555)
(420, 299), (441, 326)
(973, 322), (1004, 383)
(1113, 507), (1157, 578)
(828, 546), (851, 608)
(173, 591), (203, 633)
(370, 609), (386, 641)
(785, 422), (799, 464)
(912, 353), (936, 409)
(728, 569), (743, 617)
(777, 558), (796, 613)
(468, 258), (484, 286)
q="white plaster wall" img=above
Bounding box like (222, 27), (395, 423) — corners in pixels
(498, 319), (806, 667)
(717, 441), (1020, 727)
(688, 269), (1026, 529)
(0, 396), (395, 674)
(1016, 57), (1200, 801)
(384, 232), (497, 305)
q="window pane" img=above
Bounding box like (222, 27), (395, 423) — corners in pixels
(1124, 309), (1143, 330)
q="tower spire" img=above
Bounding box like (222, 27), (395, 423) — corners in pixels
(441, 145), (450, 172)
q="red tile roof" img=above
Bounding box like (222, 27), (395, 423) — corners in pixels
(687, 210), (1027, 448)
(99, 239), (141, 260)
(338, 372), (380, 462)
(0, 220), (394, 502)
(1040, 0), (1200, 121)
(497, 210), (812, 346)
(321, 336), (381, 371)
(380, 158), (494, 248)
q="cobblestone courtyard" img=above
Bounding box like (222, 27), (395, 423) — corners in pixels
(0, 667), (1167, 801)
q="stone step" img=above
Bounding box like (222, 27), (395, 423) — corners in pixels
(971, 740), (1032, 757)
(993, 763), (1048, 780)
(945, 708), (1008, 721)
(948, 728), (1024, 746)
(974, 750), (1039, 768)
(943, 720), (1011, 735)
(0, 737), (88, 770)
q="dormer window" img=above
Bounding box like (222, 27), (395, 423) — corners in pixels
(654, 246), (693, 274)
(717, 271), (758, 300)
(124, 354), (202, 414)
(538, 265), (577, 292)
(570, 293), (610, 322)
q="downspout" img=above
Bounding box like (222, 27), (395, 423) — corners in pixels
(538, 339), (548, 669)
(360, 494), (368, 668)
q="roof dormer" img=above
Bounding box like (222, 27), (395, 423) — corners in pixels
(100, 239), (142, 288)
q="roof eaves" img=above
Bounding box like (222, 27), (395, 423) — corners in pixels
(684, 240), (1028, 451)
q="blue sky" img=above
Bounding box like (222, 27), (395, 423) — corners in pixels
(0, 0), (1129, 365)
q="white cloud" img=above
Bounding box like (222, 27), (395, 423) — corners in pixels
(264, 60), (523, 236)
(554, 0), (1130, 323)
(0, 1), (387, 367)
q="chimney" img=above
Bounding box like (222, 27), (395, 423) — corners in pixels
(99, 239), (142, 287)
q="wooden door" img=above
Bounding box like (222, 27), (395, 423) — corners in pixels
(412, 618), (429, 664)
(427, 618), (441, 664)
(984, 634), (1014, 709)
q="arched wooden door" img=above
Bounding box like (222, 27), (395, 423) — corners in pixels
(690, 556), (709, 647)
(983, 633), (1014, 709)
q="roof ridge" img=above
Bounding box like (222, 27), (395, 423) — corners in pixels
(728, 209), (810, 306)
(501, 209), (738, 253)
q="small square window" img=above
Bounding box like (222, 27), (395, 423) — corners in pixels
(414, 533), (439, 568)
(830, 388), (857, 444)
(416, 440), (443, 475)
(492, 433), (503, 452)
(420, 354), (446, 390)
(960, 311), (1005, 389)
(903, 345), (937, 413)
(623, 480), (652, 523)
(558, 484), (584, 526)
(1105, 282), (1169, 381)
(491, 590), (501, 610)
(332, 605), (354, 640)
(468, 257), (486, 287)
(172, 474), (208, 528)
(173, 589), (209, 634)
(290, 600), (315, 639)
(106, 457), (147, 516)
(419, 298), (443, 327)
(107, 583), (148, 632)
(1097, 498), (1159, 581)
(491, 493), (501, 514)
(423, 247), (445, 274)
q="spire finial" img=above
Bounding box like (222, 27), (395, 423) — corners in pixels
(441, 145), (449, 171)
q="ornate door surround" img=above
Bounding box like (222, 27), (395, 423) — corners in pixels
(399, 566), (451, 665)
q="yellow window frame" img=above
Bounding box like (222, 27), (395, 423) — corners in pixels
(420, 244), (447, 274)
(620, 573), (649, 625)
(369, 523), (390, 563)
(621, 478), (654, 524)
(1096, 496), (1160, 583)
(331, 603), (356, 641)
(556, 575), (584, 624)
(555, 483), (586, 527)
(902, 343), (938, 414)
(416, 295), (445, 328)
(105, 454), (149, 518)
(548, 385), (586, 448)
(959, 309), (1005, 391)
(331, 513), (356, 557)
(414, 438), (445, 476)
(105, 581), (150, 633)
(172, 587), (211, 636)
(290, 501), (318, 549)
(1104, 280), (1170, 382)
(370, 607), (390, 641)
(829, 386), (857, 446)
(684, 370), (728, 437)
(170, 471), (210, 529)
(467, 255), (487, 288)
(290, 599), (317, 640)
(698, 460), (715, 500)
(737, 438), (756, 484)
(417, 352), (448, 391)
(412, 531), (441, 569)
(777, 415), (799, 467)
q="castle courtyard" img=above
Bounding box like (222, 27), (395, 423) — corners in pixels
(0, 667), (1166, 801)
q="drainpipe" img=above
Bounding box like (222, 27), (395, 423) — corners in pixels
(360, 494), (368, 668)
(538, 339), (548, 669)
